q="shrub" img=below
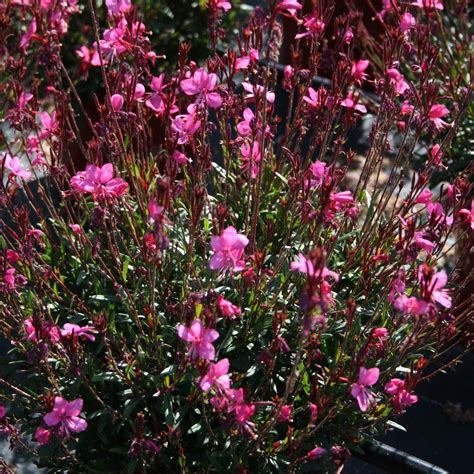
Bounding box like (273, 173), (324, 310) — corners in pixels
(0, 0), (472, 472)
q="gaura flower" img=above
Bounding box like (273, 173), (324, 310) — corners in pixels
(43, 397), (87, 435)
(71, 163), (128, 200)
(177, 319), (219, 360)
(217, 295), (241, 319)
(60, 323), (98, 341)
(2, 154), (32, 181)
(199, 358), (231, 392)
(351, 366), (379, 412)
(209, 226), (249, 272)
(180, 68), (222, 108)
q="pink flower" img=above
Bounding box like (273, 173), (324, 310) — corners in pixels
(145, 74), (166, 113)
(428, 104), (450, 130)
(414, 232), (435, 252)
(235, 49), (259, 70)
(400, 12), (416, 33)
(458, 200), (474, 230)
(199, 358), (231, 392)
(217, 295), (241, 319)
(24, 318), (60, 343)
(237, 108), (256, 136)
(415, 189), (433, 205)
(69, 224), (83, 234)
(3, 154), (32, 181)
(172, 150), (190, 165)
(35, 427), (51, 445)
(372, 327), (388, 339)
(351, 367), (379, 412)
(0, 405), (6, 418)
(343, 28), (354, 43)
(71, 163), (128, 200)
(240, 141), (261, 178)
(242, 82), (275, 104)
(330, 190), (354, 209)
(60, 323), (98, 341)
(276, 0), (303, 17)
(290, 254), (339, 281)
(387, 68), (409, 95)
(234, 403), (255, 428)
(20, 18), (36, 50)
(430, 143), (444, 167)
(394, 295), (429, 315)
(105, 0), (131, 16)
(307, 447), (327, 460)
(208, 0), (232, 12)
(341, 93), (367, 113)
(303, 87), (322, 109)
(209, 226), (249, 272)
(295, 14), (325, 40)
(278, 405), (293, 422)
(418, 267), (451, 309)
(307, 160), (327, 188)
(134, 83), (145, 101)
(39, 111), (59, 140)
(180, 68), (222, 108)
(171, 106), (202, 145)
(351, 60), (369, 84)
(177, 319), (219, 360)
(395, 390), (418, 409)
(43, 397), (87, 435)
(4, 268), (17, 291)
(111, 94), (124, 111)
(412, 0), (443, 10)
(384, 378), (405, 395)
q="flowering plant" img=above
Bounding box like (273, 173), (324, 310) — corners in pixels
(0, 0), (472, 472)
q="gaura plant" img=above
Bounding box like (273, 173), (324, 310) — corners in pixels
(0, 0), (472, 472)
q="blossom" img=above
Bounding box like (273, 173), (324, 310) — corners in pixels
(418, 267), (451, 309)
(199, 359), (231, 392)
(387, 68), (409, 95)
(171, 106), (202, 145)
(290, 254), (339, 281)
(400, 12), (416, 33)
(177, 319), (219, 360)
(71, 163), (128, 200)
(412, 0), (443, 9)
(303, 87), (322, 109)
(341, 93), (367, 113)
(35, 427), (51, 445)
(0, 405), (6, 418)
(240, 141), (261, 178)
(145, 74), (166, 113)
(172, 150), (190, 165)
(3, 154), (32, 181)
(111, 94), (124, 111)
(20, 18), (36, 50)
(393, 295), (429, 315)
(235, 49), (259, 70)
(24, 318), (60, 343)
(208, 0), (232, 12)
(69, 224), (83, 234)
(295, 13), (325, 40)
(307, 160), (327, 188)
(415, 189), (433, 205)
(180, 68), (222, 108)
(330, 190), (354, 210)
(278, 405), (293, 422)
(217, 295), (241, 319)
(43, 397), (87, 435)
(276, 0), (303, 17)
(60, 323), (98, 341)
(242, 82), (275, 104)
(351, 60), (369, 84)
(458, 200), (474, 230)
(307, 447), (327, 460)
(237, 108), (256, 136)
(414, 232), (435, 252)
(428, 104), (450, 130)
(39, 111), (59, 139)
(105, 0), (131, 16)
(384, 378), (405, 395)
(209, 226), (249, 272)
(351, 367), (379, 412)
